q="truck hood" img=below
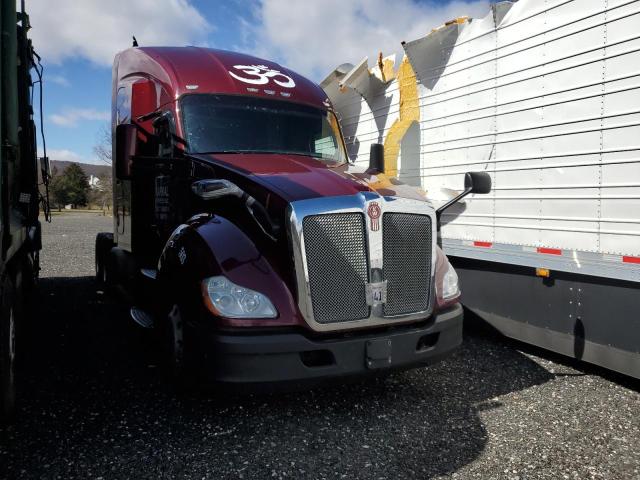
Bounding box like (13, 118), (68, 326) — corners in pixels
(192, 153), (429, 204)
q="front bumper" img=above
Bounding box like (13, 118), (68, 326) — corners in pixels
(197, 303), (463, 387)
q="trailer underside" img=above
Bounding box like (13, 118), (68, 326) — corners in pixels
(453, 257), (640, 379)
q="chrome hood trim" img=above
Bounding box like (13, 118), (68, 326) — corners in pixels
(287, 191), (437, 332)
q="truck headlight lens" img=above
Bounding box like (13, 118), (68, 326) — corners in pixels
(441, 263), (460, 300)
(435, 246), (460, 308)
(202, 276), (277, 318)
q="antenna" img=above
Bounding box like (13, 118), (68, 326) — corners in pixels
(132, 36), (139, 47)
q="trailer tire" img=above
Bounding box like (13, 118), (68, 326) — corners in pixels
(0, 276), (17, 421)
(95, 233), (114, 286)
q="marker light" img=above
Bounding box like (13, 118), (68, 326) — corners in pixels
(202, 276), (277, 319)
(536, 268), (550, 278)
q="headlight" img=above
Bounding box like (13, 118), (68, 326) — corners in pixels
(202, 276), (277, 318)
(441, 263), (460, 300)
(435, 246), (460, 308)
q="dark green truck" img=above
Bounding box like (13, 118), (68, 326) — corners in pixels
(0, 0), (46, 420)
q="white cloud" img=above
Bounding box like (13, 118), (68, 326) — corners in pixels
(27, 0), (211, 66)
(47, 74), (70, 87)
(49, 108), (110, 127)
(242, 0), (491, 80)
(47, 149), (83, 162)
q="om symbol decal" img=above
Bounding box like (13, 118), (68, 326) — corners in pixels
(228, 65), (296, 88)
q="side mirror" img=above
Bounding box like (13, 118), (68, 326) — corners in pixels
(115, 124), (137, 179)
(152, 113), (173, 150)
(436, 171), (492, 221)
(368, 143), (384, 174)
(464, 171), (491, 194)
(191, 179), (244, 200)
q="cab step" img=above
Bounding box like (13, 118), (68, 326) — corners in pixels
(130, 307), (155, 329)
(140, 268), (157, 280)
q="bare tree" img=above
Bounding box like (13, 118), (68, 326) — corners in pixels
(93, 123), (112, 165)
(92, 123), (113, 213)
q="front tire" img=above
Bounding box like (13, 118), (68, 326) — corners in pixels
(95, 232), (114, 286)
(0, 277), (17, 421)
(163, 303), (188, 388)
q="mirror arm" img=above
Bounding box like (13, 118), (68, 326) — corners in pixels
(171, 133), (188, 147)
(242, 194), (279, 243)
(131, 116), (188, 149)
(368, 143), (384, 174)
(192, 180), (278, 242)
(435, 187), (472, 223)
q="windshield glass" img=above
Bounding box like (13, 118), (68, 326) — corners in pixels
(181, 94), (347, 164)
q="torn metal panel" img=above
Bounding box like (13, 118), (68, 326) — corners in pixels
(322, 64), (374, 162)
(324, 51), (420, 172)
(339, 56), (389, 103)
(371, 53), (396, 83)
(319, 63), (354, 101)
(492, 1), (516, 26)
(402, 19), (467, 91)
(339, 56), (398, 149)
(320, 62), (369, 162)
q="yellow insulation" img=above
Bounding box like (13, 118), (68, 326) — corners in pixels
(382, 56), (419, 177)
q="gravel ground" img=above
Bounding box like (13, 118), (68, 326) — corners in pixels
(0, 213), (638, 479)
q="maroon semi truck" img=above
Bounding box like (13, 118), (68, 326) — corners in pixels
(95, 46), (490, 387)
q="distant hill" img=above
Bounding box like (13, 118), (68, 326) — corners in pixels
(50, 160), (111, 178)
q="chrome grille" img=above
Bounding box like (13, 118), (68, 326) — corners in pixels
(302, 213), (369, 324)
(382, 213), (432, 316)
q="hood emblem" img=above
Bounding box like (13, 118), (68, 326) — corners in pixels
(368, 202), (381, 231)
(228, 65), (296, 88)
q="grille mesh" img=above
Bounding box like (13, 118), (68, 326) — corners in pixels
(302, 213), (369, 324)
(382, 213), (432, 316)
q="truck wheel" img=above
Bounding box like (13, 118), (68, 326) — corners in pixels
(163, 303), (187, 388)
(0, 277), (17, 421)
(95, 233), (114, 286)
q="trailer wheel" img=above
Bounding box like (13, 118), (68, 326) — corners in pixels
(0, 277), (17, 421)
(95, 233), (114, 286)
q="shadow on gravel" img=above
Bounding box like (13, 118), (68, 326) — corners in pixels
(0, 275), (555, 479)
(464, 309), (640, 393)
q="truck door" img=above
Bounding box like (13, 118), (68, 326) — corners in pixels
(150, 111), (190, 244)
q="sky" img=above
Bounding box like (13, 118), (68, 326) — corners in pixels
(26, 0), (491, 165)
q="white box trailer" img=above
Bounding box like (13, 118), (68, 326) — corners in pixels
(323, 0), (640, 377)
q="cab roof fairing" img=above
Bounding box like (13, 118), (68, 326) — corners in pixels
(113, 46), (331, 111)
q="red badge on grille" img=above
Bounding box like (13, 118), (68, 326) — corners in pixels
(368, 202), (381, 231)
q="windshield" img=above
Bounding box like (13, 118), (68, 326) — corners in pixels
(181, 94), (347, 164)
